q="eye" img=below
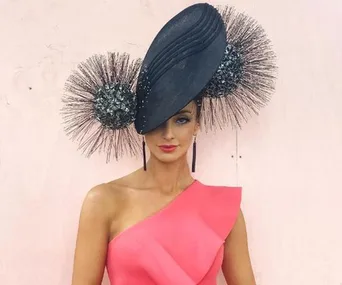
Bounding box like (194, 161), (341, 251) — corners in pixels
(176, 117), (190, 124)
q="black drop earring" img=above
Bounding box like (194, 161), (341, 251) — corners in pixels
(142, 137), (147, 171)
(192, 136), (197, 173)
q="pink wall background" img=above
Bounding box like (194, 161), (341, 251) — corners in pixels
(1, 0), (342, 284)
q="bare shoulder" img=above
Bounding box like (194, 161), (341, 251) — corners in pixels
(72, 182), (127, 285)
(77, 178), (133, 241)
(83, 171), (143, 217)
(79, 184), (114, 226)
(84, 183), (117, 208)
(82, 177), (132, 218)
(87, 168), (141, 199)
(85, 183), (112, 203)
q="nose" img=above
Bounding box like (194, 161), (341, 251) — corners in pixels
(162, 121), (174, 141)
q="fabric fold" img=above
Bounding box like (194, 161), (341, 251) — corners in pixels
(106, 181), (242, 285)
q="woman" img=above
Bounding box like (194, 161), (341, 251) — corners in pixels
(62, 3), (276, 285)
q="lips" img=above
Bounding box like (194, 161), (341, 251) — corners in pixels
(159, 145), (177, 153)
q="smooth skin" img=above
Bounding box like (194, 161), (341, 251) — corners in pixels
(71, 101), (256, 285)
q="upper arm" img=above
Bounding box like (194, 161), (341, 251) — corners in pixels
(71, 186), (111, 285)
(222, 209), (256, 285)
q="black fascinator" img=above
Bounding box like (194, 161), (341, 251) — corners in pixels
(61, 53), (142, 161)
(201, 6), (277, 131)
(61, 3), (277, 161)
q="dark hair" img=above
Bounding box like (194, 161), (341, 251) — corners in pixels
(194, 96), (203, 122)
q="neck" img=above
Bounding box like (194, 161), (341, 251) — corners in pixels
(143, 154), (194, 194)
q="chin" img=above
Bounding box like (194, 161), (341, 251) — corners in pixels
(157, 153), (180, 163)
(153, 149), (186, 164)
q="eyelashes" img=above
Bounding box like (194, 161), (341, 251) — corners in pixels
(156, 116), (192, 129)
(176, 116), (191, 124)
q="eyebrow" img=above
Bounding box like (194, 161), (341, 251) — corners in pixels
(176, 109), (192, 115)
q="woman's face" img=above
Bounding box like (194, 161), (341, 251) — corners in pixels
(144, 101), (200, 164)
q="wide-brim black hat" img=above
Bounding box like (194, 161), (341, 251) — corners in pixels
(61, 3), (277, 161)
(134, 3), (226, 134)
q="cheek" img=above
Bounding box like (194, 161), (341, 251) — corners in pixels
(144, 134), (158, 148)
(177, 129), (195, 144)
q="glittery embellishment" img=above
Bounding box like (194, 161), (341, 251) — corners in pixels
(198, 5), (277, 132)
(206, 43), (243, 97)
(136, 65), (152, 134)
(94, 83), (136, 129)
(61, 52), (142, 161)
(137, 66), (151, 95)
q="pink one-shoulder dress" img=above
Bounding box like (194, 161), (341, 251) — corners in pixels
(106, 180), (241, 284)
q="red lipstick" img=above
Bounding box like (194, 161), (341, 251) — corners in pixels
(159, 145), (177, 153)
